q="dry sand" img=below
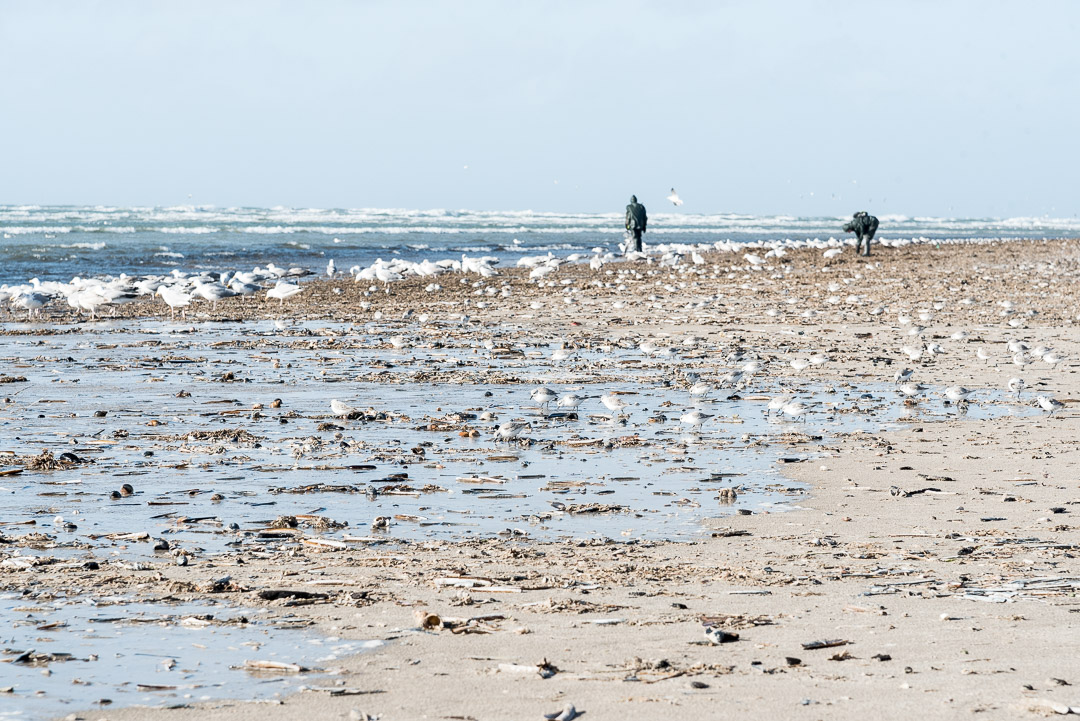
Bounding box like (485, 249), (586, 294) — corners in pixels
(4, 238), (1080, 720)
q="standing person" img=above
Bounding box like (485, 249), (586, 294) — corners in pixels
(625, 195), (648, 254)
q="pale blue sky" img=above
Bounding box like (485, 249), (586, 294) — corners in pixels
(2, 1), (1077, 216)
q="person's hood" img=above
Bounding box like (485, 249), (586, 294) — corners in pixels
(630, 195), (637, 203)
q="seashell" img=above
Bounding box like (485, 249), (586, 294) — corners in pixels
(413, 609), (441, 630)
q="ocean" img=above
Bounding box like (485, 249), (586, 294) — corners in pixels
(1, 205), (1077, 285)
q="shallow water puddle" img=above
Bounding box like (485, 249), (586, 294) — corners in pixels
(0, 594), (379, 718)
(0, 321), (1041, 557)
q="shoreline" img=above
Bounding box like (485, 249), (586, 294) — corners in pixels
(2, 238), (1079, 720)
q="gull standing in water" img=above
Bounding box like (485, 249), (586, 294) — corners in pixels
(601, 393), (630, 417)
(495, 421), (531, 441)
(330, 399), (359, 417)
(781, 400), (811, 421)
(679, 410), (712, 428)
(894, 368), (914, 384)
(944, 386), (974, 405)
(688, 381), (712, 398)
(530, 387), (558, 409)
(767, 394), (793, 416)
(1007, 377), (1025, 400)
(556, 393), (587, 411)
(898, 382), (927, 399)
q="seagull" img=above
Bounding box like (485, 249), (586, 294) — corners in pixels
(530, 387), (558, 408)
(330, 399), (358, 417)
(944, 386), (974, 405)
(1035, 395), (1064, 415)
(894, 368), (914, 385)
(374, 264), (403, 290)
(781, 400), (811, 420)
(720, 370), (745, 387)
(11, 291), (51, 318)
(679, 410), (712, 428)
(1007, 377), (1025, 400)
(976, 347), (992, 364)
(688, 382), (712, 398)
(898, 382), (927, 398)
(495, 421), (531, 441)
(666, 188), (684, 206)
(266, 281), (303, 306)
(901, 345), (923, 362)
(157, 285), (191, 320)
(193, 281), (240, 311)
(600, 393), (629, 416)
(1044, 351), (1063, 370)
(767, 394), (793, 416)
(742, 360), (763, 375)
(556, 393), (587, 411)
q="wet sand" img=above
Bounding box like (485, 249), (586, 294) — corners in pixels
(4, 238), (1080, 720)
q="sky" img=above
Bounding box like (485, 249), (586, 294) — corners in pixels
(1, 0), (1078, 217)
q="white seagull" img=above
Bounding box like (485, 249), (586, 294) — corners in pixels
(944, 385), (974, 404)
(666, 188), (684, 206)
(600, 393), (629, 416)
(679, 410), (712, 428)
(556, 393), (587, 411)
(495, 421), (531, 441)
(267, 281), (303, 306)
(530, 387), (558, 408)
(1035, 395), (1064, 415)
(330, 399), (358, 417)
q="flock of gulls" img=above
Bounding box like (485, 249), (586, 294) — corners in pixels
(1, 239), (1072, 422)
(0, 228), (954, 322)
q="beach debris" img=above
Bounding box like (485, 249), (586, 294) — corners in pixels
(543, 704), (580, 721)
(704, 627), (740, 644)
(240, 659), (307, 673)
(414, 609), (442, 630)
(801, 639), (851, 651)
(497, 659), (559, 678)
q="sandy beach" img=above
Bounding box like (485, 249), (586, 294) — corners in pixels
(3, 238), (1080, 721)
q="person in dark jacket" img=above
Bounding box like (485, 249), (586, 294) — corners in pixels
(842, 211), (879, 256)
(625, 195), (648, 253)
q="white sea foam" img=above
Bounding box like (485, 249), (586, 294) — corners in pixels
(58, 242), (107, 250)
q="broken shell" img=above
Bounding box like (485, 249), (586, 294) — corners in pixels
(413, 609), (441, 630)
